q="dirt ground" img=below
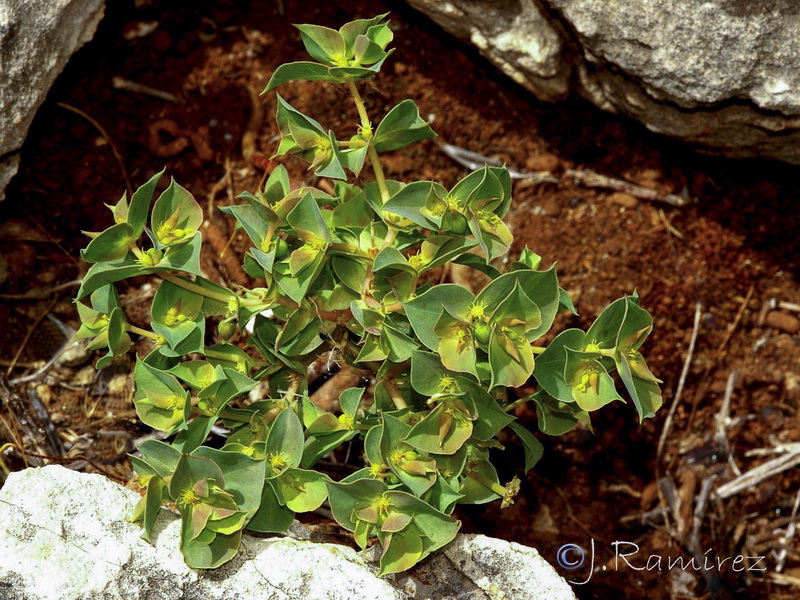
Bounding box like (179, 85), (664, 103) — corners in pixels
(2, 1), (800, 598)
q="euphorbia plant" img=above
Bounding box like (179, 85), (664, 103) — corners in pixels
(74, 13), (662, 574)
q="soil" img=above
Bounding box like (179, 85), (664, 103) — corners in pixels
(2, 1), (800, 599)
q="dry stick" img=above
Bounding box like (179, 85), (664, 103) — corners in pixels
(112, 76), (180, 103)
(56, 102), (132, 198)
(715, 369), (742, 477)
(716, 449), (800, 499)
(0, 279), (82, 301)
(657, 299), (702, 461)
(564, 168), (690, 207)
(687, 285), (755, 427)
(653, 300), (701, 540)
(774, 487), (800, 573)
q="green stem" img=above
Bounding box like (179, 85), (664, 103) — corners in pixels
(467, 469), (507, 497)
(160, 272), (263, 308)
(218, 408), (253, 423)
(531, 345), (546, 355)
(127, 324), (160, 341)
(160, 273), (232, 303)
(127, 241), (143, 259)
(345, 77), (390, 203)
(204, 348), (269, 368)
(338, 140), (367, 148)
(383, 379), (408, 410)
(367, 145), (390, 203)
(346, 77), (371, 128)
(503, 395), (532, 413)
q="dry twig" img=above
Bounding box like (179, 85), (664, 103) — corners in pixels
(57, 102), (131, 197)
(716, 450), (800, 499)
(564, 168), (690, 206)
(657, 300), (702, 461)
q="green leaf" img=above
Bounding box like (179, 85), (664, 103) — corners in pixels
(565, 352), (622, 412)
(181, 528), (241, 569)
(410, 351), (459, 396)
(533, 328), (585, 403)
(191, 447), (266, 513)
(435, 309), (478, 377)
(265, 61), (337, 91)
(275, 468), (329, 512)
(532, 390), (591, 436)
(404, 284), (475, 351)
(136, 477), (165, 541)
(326, 478), (387, 532)
(151, 280), (204, 349)
(615, 351), (662, 421)
(508, 422), (543, 472)
(265, 409), (305, 475)
(381, 181), (440, 229)
(379, 529), (424, 576)
(287, 192), (332, 243)
(475, 267), (561, 341)
(76, 255), (147, 299)
(381, 415), (436, 496)
(133, 358), (190, 433)
(136, 439), (183, 478)
(247, 480), (295, 533)
(128, 169), (165, 237)
(169, 453), (226, 499)
(340, 14), (389, 52)
(373, 100), (436, 152)
(296, 24), (346, 66)
(81, 223), (134, 263)
(405, 401), (473, 455)
(151, 179), (203, 247)
(488, 324), (534, 389)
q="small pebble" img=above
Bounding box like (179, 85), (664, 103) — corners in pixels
(608, 192), (638, 208)
(765, 310), (800, 334)
(524, 152), (560, 172)
(57, 342), (92, 368)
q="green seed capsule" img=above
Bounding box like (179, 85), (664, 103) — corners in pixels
(217, 320), (236, 340)
(274, 238), (289, 259)
(474, 323), (491, 344)
(451, 213), (468, 234)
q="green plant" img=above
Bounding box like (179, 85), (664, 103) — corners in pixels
(73, 14), (662, 574)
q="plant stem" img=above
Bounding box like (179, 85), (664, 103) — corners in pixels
(338, 140), (367, 148)
(127, 324), (160, 341)
(345, 77), (371, 128)
(345, 76), (390, 203)
(467, 469), (507, 497)
(127, 241), (143, 259)
(383, 379), (408, 410)
(160, 272), (233, 304)
(367, 145), (391, 203)
(204, 348), (269, 368)
(531, 345), (546, 355)
(159, 272), (267, 309)
(503, 395), (532, 413)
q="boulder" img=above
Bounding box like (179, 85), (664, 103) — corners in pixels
(0, 465), (577, 600)
(0, 0), (104, 200)
(406, 0), (800, 163)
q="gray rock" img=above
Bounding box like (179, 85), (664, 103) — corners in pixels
(406, 0), (800, 163)
(0, 0), (104, 200)
(0, 465), (577, 600)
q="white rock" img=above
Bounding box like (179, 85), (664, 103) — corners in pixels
(0, 0), (104, 200)
(0, 465), (576, 600)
